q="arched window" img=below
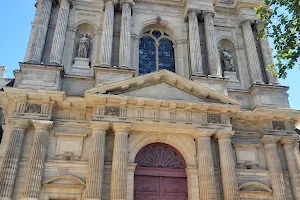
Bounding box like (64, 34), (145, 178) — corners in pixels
(139, 29), (175, 75)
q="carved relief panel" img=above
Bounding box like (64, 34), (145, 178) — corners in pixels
(54, 132), (87, 160)
(14, 101), (54, 120)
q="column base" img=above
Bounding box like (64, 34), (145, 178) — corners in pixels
(49, 62), (61, 66)
(84, 199), (101, 200)
(20, 198), (39, 200)
(110, 199), (126, 200)
(254, 80), (265, 84)
(1, 198), (12, 200)
(191, 72), (205, 77)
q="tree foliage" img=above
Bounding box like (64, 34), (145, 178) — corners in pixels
(254, 0), (300, 79)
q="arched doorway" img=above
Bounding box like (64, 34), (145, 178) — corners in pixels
(134, 143), (188, 200)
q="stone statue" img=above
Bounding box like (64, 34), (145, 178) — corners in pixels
(222, 49), (235, 71)
(77, 33), (90, 58)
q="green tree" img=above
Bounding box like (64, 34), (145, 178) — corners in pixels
(255, 0), (300, 79)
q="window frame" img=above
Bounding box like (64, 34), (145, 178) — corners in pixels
(139, 29), (175, 75)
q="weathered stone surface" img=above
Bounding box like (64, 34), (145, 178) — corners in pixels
(0, 1), (299, 200)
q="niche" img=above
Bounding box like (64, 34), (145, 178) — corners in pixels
(218, 39), (239, 81)
(71, 23), (95, 76)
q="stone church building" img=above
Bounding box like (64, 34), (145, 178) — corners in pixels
(1, 0), (300, 199)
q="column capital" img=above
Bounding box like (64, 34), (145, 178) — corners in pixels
(128, 163), (137, 173)
(202, 9), (215, 18)
(185, 166), (198, 175)
(113, 122), (132, 135)
(238, 18), (257, 28)
(185, 8), (201, 16)
(193, 128), (216, 139)
(184, 8), (201, 21)
(261, 135), (281, 144)
(280, 136), (299, 146)
(90, 121), (110, 133)
(32, 120), (53, 131)
(120, 0), (134, 7)
(10, 120), (30, 130)
(105, 0), (118, 5)
(215, 130), (235, 140)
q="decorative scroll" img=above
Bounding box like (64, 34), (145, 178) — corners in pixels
(104, 106), (120, 116)
(272, 121), (286, 130)
(135, 143), (186, 169)
(207, 113), (221, 124)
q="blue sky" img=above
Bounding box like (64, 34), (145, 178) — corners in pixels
(0, 1), (299, 110)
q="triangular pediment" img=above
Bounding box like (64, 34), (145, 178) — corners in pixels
(85, 70), (240, 105)
(120, 82), (208, 102)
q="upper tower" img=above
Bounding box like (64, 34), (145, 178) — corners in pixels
(9, 0), (289, 109)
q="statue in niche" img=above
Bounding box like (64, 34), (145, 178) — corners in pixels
(222, 49), (235, 71)
(77, 33), (90, 58)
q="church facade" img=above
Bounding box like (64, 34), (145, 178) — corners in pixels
(1, 0), (300, 200)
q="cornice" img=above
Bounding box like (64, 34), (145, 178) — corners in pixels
(135, 0), (185, 7)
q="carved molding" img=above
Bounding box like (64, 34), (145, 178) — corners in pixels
(238, 182), (272, 192)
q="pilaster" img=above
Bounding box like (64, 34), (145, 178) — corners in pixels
(110, 123), (132, 200)
(256, 23), (279, 85)
(261, 135), (287, 200)
(240, 20), (264, 84)
(28, 0), (53, 63)
(119, 0), (134, 68)
(281, 136), (300, 200)
(85, 122), (110, 200)
(185, 166), (200, 200)
(0, 120), (29, 199)
(194, 128), (218, 200)
(215, 130), (239, 200)
(99, 0), (116, 67)
(49, 0), (71, 65)
(203, 10), (222, 77)
(186, 9), (203, 75)
(21, 120), (53, 200)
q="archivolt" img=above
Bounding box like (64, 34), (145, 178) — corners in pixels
(129, 133), (196, 167)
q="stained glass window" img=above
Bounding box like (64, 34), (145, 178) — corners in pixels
(139, 37), (156, 75)
(158, 39), (175, 72)
(139, 29), (175, 75)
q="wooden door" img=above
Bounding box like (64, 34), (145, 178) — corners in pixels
(134, 143), (188, 200)
(134, 175), (187, 200)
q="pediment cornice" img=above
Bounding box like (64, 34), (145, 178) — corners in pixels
(85, 70), (241, 106)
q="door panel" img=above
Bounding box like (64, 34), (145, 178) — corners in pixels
(134, 176), (187, 200)
(135, 176), (160, 200)
(160, 177), (188, 200)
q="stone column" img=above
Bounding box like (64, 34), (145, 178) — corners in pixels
(203, 11), (222, 77)
(110, 123), (131, 200)
(215, 131), (239, 200)
(119, 0), (134, 68)
(256, 24), (279, 84)
(186, 166), (200, 200)
(85, 122), (109, 200)
(187, 10), (203, 75)
(126, 163), (137, 200)
(21, 120), (53, 200)
(194, 128), (217, 200)
(49, 0), (71, 65)
(28, 0), (53, 63)
(281, 136), (300, 200)
(0, 121), (29, 199)
(261, 135), (287, 200)
(99, 0), (115, 67)
(240, 20), (264, 84)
